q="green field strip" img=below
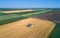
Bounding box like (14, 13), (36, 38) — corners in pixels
(49, 23), (60, 38)
(21, 9), (52, 17)
(0, 10), (51, 20)
(0, 10), (45, 20)
(0, 9), (52, 25)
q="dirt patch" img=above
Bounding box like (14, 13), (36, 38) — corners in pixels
(35, 11), (60, 23)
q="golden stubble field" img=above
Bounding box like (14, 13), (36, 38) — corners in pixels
(0, 18), (56, 38)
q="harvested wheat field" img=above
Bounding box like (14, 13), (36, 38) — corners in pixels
(2, 10), (33, 14)
(0, 18), (56, 38)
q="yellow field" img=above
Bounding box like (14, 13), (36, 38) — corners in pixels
(0, 18), (55, 38)
(2, 10), (33, 14)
